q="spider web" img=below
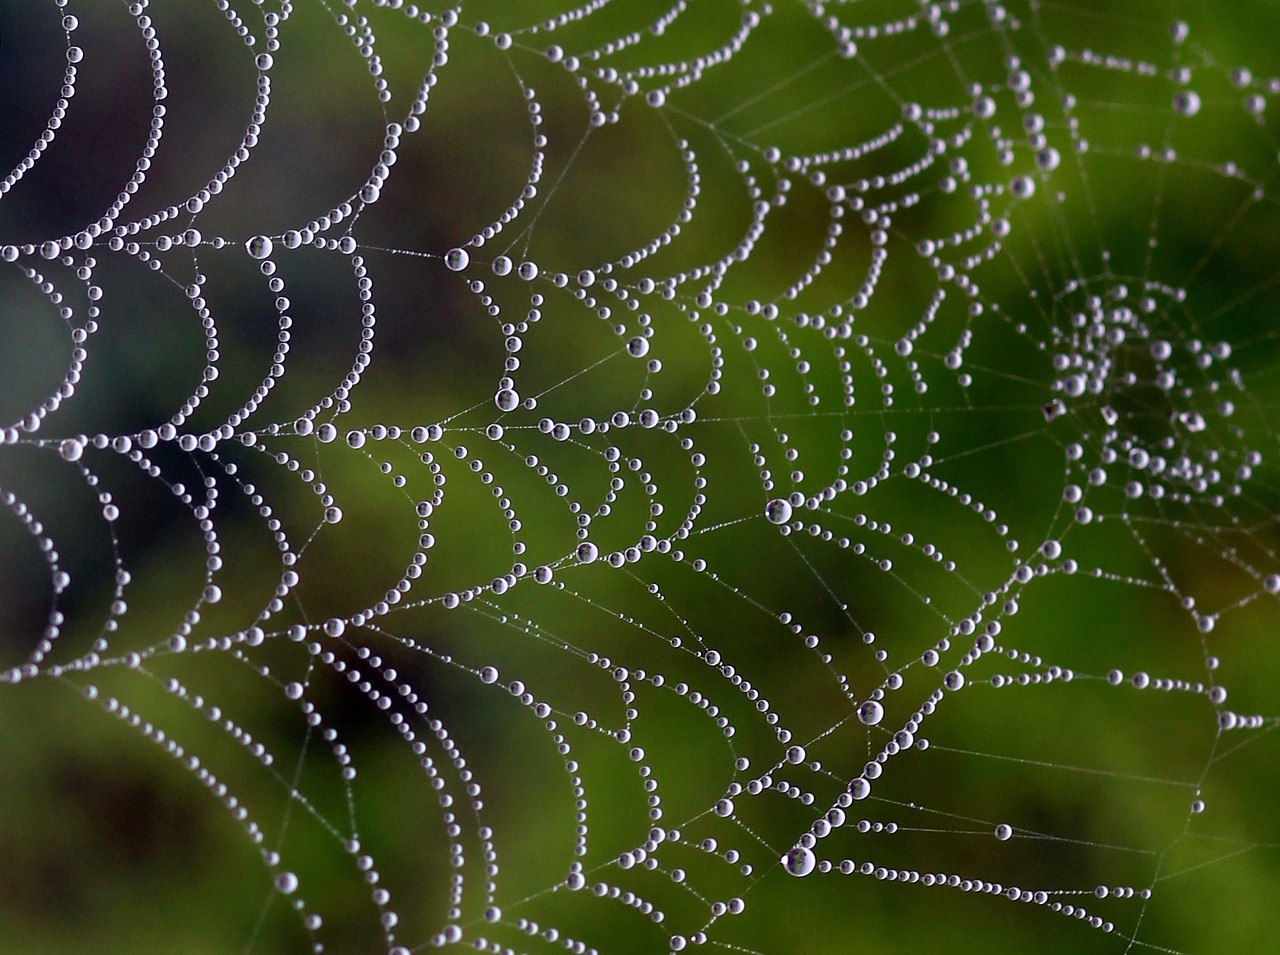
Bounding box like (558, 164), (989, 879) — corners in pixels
(2, 0), (1280, 953)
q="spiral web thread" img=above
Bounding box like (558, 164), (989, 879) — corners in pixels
(3, 0), (1280, 952)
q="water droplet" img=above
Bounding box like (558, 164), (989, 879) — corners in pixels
(782, 846), (815, 877)
(995, 823), (1013, 841)
(857, 700), (884, 725)
(480, 666), (499, 684)
(764, 499), (793, 524)
(59, 438), (84, 462)
(576, 542), (599, 563)
(495, 388), (520, 412)
(275, 871), (299, 894)
(1173, 90), (1201, 116)
(445, 248), (469, 271)
(627, 336), (650, 358)
(246, 235), (274, 259)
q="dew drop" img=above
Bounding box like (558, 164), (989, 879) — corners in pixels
(764, 499), (793, 525)
(445, 248), (469, 271)
(1173, 90), (1201, 117)
(857, 700), (884, 725)
(782, 846), (815, 877)
(59, 438), (85, 462)
(246, 235), (274, 259)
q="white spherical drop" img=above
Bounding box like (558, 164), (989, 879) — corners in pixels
(479, 666), (499, 685)
(445, 248), (469, 271)
(576, 542), (599, 564)
(1173, 90), (1201, 117)
(284, 682), (304, 700)
(857, 700), (884, 725)
(782, 846), (815, 877)
(495, 388), (520, 412)
(59, 438), (85, 462)
(995, 823), (1013, 841)
(323, 617), (346, 638)
(1010, 175), (1036, 199)
(764, 499), (793, 525)
(785, 744), (806, 765)
(275, 871), (299, 894)
(246, 235), (274, 260)
(626, 336), (650, 358)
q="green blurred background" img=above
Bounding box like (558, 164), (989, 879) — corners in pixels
(2, 1), (1280, 953)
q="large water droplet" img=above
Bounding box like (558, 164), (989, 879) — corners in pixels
(764, 499), (793, 525)
(857, 700), (884, 725)
(782, 846), (815, 877)
(246, 235), (274, 259)
(59, 438), (85, 462)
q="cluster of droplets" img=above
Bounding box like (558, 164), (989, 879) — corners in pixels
(4, 2), (1280, 954)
